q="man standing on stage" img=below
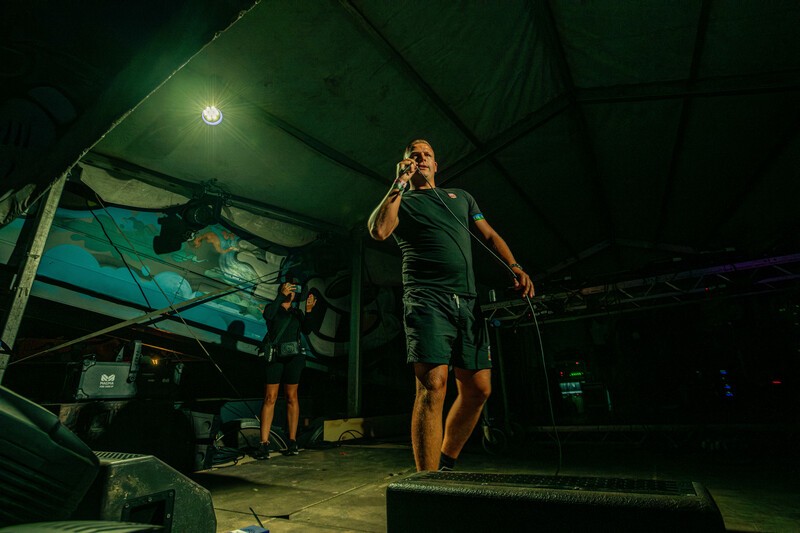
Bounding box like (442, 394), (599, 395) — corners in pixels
(368, 139), (535, 471)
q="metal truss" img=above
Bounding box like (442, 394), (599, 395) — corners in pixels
(482, 253), (800, 325)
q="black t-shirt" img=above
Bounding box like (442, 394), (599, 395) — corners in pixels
(263, 300), (307, 344)
(393, 187), (482, 296)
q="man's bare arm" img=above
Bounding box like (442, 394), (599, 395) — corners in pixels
(474, 219), (535, 298)
(368, 159), (417, 240)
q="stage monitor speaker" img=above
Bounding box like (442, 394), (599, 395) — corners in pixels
(0, 520), (163, 532)
(186, 410), (219, 471)
(0, 385), (99, 526)
(386, 472), (725, 533)
(72, 451), (216, 533)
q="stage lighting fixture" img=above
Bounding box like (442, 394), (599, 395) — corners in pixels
(152, 213), (192, 255)
(152, 199), (219, 255)
(182, 201), (216, 228)
(201, 106), (223, 125)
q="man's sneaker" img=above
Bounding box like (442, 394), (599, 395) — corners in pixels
(283, 440), (299, 456)
(438, 452), (456, 471)
(251, 442), (270, 460)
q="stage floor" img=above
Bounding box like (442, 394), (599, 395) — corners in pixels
(193, 436), (800, 532)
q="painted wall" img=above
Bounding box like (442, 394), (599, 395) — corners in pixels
(0, 205), (402, 359)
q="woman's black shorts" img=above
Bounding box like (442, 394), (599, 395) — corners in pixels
(265, 353), (305, 385)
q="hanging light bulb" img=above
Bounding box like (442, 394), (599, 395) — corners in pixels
(201, 105), (223, 125)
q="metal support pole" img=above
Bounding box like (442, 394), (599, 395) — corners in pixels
(347, 230), (364, 417)
(0, 174), (67, 385)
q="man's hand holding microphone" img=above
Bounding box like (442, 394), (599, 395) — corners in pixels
(392, 158), (417, 194)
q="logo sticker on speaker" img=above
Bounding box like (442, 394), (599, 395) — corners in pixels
(100, 374), (116, 388)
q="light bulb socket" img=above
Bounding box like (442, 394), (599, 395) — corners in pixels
(201, 106), (223, 125)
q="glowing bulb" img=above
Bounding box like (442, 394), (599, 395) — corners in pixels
(201, 106), (223, 125)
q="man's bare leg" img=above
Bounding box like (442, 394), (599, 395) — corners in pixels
(441, 368), (491, 460)
(411, 363), (449, 471)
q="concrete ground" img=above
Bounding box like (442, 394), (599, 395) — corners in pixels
(192, 432), (800, 533)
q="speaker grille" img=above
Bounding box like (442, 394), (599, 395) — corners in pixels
(387, 472), (726, 533)
(415, 472), (695, 496)
(94, 451), (146, 462)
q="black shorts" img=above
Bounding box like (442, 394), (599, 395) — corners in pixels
(403, 288), (491, 370)
(265, 354), (305, 385)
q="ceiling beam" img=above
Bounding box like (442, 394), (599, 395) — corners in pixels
(437, 69), (800, 186)
(538, 240), (612, 279)
(438, 96), (579, 261)
(654, 0), (713, 244)
(535, 2), (616, 235)
(336, 0), (483, 150)
(702, 118), (800, 247)
(540, 0), (616, 245)
(576, 69), (800, 104)
(614, 239), (698, 255)
(252, 106), (388, 186)
(337, 0), (578, 259)
(438, 95), (571, 184)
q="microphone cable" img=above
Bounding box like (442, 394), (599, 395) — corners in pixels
(419, 174), (563, 475)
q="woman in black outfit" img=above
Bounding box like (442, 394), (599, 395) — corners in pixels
(252, 281), (317, 459)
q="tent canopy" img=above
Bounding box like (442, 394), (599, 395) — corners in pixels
(3, 1), (800, 292)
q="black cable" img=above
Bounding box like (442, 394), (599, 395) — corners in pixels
(528, 298), (562, 475)
(422, 176), (563, 475)
(211, 446), (247, 466)
(338, 429), (365, 441)
(249, 508), (265, 529)
(88, 206), (155, 318)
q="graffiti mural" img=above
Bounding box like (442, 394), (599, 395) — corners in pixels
(0, 206), (291, 353)
(0, 204), (404, 359)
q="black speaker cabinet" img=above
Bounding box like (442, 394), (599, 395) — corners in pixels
(186, 410), (220, 472)
(72, 360), (137, 400)
(386, 472), (725, 533)
(72, 451), (216, 533)
(0, 386), (99, 526)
